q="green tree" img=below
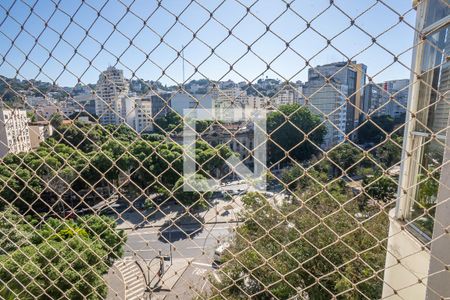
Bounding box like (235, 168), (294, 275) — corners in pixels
(357, 115), (396, 144)
(0, 236), (109, 299)
(77, 215), (127, 262)
(27, 111), (36, 122)
(365, 175), (397, 202)
(0, 211), (125, 300)
(208, 180), (388, 299)
(49, 113), (64, 129)
(172, 174), (212, 207)
(267, 104), (326, 165)
(328, 143), (364, 176)
(280, 164), (304, 190)
(417, 172), (439, 209)
(0, 206), (31, 254)
(154, 111), (183, 134)
(374, 136), (403, 168)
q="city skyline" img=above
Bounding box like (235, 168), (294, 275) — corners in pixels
(0, 1), (448, 299)
(0, 0), (417, 87)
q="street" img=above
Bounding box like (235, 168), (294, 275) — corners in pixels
(107, 219), (236, 299)
(105, 180), (282, 299)
(125, 222), (233, 261)
(106, 184), (245, 300)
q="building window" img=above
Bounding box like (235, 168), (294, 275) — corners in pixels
(425, 0), (450, 28)
(398, 5), (449, 240)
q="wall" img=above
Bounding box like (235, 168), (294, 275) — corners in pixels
(382, 209), (430, 300)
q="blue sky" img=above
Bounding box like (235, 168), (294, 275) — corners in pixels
(0, 0), (417, 87)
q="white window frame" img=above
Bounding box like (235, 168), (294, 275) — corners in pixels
(395, 0), (450, 224)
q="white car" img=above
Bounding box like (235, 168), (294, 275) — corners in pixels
(213, 242), (230, 264)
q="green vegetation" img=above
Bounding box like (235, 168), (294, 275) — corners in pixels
(267, 104), (327, 165)
(49, 113), (64, 129)
(172, 174), (213, 208)
(0, 207), (125, 299)
(328, 143), (364, 176)
(372, 136), (403, 168)
(0, 123), (235, 213)
(209, 188), (388, 299)
(154, 111), (183, 134)
(0, 100), (402, 300)
(357, 115), (398, 144)
(208, 142), (396, 299)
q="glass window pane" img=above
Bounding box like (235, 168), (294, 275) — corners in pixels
(425, 0), (450, 28)
(409, 138), (445, 238)
(415, 24), (449, 134)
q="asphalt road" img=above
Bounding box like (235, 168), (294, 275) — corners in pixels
(122, 222), (236, 298)
(124, 223), (233, 261)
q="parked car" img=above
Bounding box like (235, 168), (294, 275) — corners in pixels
(213, 242), (230, 267)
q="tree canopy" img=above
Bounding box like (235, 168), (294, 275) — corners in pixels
(0, 121), (236, 212)
(267, 104), (326, 165)
(0, 207), (125, 299)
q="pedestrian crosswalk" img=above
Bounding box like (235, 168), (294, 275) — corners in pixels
(114, 258), (146, 300)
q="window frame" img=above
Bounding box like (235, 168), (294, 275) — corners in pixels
(395, 0), (450, 239)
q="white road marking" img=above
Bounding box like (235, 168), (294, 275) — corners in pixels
(185, 246), (205, 249)
(128, 231), (159, 236)
(133, 239), (159, 243)
(192, 267), (208, 276)
(213, 272), (222, 283)
(192, 261), (213, 267)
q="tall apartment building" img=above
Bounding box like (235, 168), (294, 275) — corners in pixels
(95, 66), (129, 125)
(308, 61), (367, 132)
(134, 91), (170, 133)
(303, 77), (348, 148)
(169, 92), (213, 116)
(271, 84), (302, 107)
(365, 79), (410, 119)
(0, 108), (31, 157)
(212, 87), (249, 122)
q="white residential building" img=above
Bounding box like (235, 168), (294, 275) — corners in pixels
(243, 96), (267, 120)
(26, 96), (50, 107)
(169, 91), (213, 116)
(72, 93), (97, 116)
(212, 87), (265, 122)
(0, 108), (31, 157)
(366, 79), (410, 119)
(134, 92), (170, 133)
(303, 78), (348, 148)
(33, 104), (61, 121)
(271, 85), (301, 107)
(28, 121), (53, 149)
(95, 66), (129, 125)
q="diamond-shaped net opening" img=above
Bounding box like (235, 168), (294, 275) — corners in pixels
(0, 0), (449, 299)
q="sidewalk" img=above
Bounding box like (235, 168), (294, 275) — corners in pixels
(137, 258), (191, 292)
(117, 197), (243, 231)
(105, 263), (126, 300)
